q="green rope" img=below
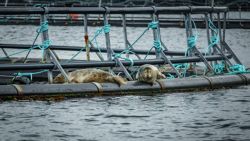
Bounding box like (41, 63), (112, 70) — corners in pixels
(213, 63), (225, 74)
(112, 50), (135, 67)
(153, 40), (162, 53)
(103, 24), (111, 33)
(229, 64), (246, 74)
(148, 21), (158, 29)
(14, 70), (48, 81)
(36, 21), (49, 33)
(206, 19), (220, 55)
(68, 24), (111, 61)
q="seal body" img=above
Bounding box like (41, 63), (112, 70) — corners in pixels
(53, 69), (127, 86)
(136, 64), (166, 85)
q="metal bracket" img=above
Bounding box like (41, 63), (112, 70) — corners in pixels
(92, 82), (103, 93)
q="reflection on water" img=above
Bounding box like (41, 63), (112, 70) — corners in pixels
(0, 26), (250, 140)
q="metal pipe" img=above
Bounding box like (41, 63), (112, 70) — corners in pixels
(41, 9), (70, 83)
(40, 12), (53, 83)
(0, 54), (232, 71)
(84, 14), (90, 61)
(103, 11), (112, 61)
(0, 6), (228, 15)
(205, 13), (211, 54)
(0, 43), (187, 56)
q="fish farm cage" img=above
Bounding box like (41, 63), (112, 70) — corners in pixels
(0, 6), (249, 100)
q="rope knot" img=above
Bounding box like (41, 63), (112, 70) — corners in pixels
(187, 35), (197, 49)
(148, 21), (158, 29)
(213, 63), (225, 74)
(153, 40), (162, 53)
(36, 21), (49, 33)
(103, 24), (111, 33)
(229, 64), (246, 73)
(210, 35), (219, 45)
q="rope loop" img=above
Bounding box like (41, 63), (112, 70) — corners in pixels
(15, 70), (48, 81)
(112, 53), (134, 67)
(36, 21), (49, 33)
(229, 64), (246, 73)
(187, 35), (197, 49)
(213, 63), (225, 74)
(153, 40), (162, 53)
(103, 24), (111, 33)
(39, 39), (52, 50)
(148, 21), (158, 29)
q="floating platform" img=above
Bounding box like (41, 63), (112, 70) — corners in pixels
(0, 73), (249, 100)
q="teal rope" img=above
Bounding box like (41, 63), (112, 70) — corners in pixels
(206, 19), (220, 55)
(113, 53), (134, 67)
(148, 21), (158, 29)
(213, 63), (225, 74)
(166, 73), (175, 79)
(36, 21), (49, 33)
(0, 20), (50, 61)
(229, 64), (246, 74)
(15, 70), (48, 81)
(153, 40), (162, 53)
(68, 24), (110, 61)
(103, 24), (111, 33)
(37, 39), (52, 61)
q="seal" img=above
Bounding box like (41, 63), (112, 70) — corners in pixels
(136, 64), (166, 85)
(53, 68), (127, 86)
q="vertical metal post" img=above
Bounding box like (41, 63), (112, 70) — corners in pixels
(41, 9), (69, 83)
(103, 7), (133, 80)
(151, 13), (161, 59)
(40, 13), (53, 83)
(84, 14), (90, 61)
(222, 12), (227, 44)
(122, 14), (129, 58)
(122, 14), (141, 59)
(205, 13), (211, 54)
(156, 14), (168, 51)
(217, 12), (223, 48)
(186, 13), (215, 73)
(103, 12), (112, 61)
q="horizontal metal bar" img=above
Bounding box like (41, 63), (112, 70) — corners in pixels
(0, 54), (232, 71)
(0, 43), (185, 56)
(0, 6), (228, 15)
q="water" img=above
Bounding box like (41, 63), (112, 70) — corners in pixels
(0, 25), (250, 140)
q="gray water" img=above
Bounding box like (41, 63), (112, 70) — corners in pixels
(0, 25), (250, 141)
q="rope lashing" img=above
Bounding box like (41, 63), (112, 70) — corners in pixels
(213, 63), (225, 74)
(229, 64), (246, 73)
(15, 70), (48, 81)
(206, 18), (220, 54)
(103, 24), (111, 33)
(36, 21), (49, 33)
(153, 40), (162, 53)
(148, 21), (159, 29)
(36, 39), (52, 61)
(112, 53), (134, 67)
(185, 35), (197, 57)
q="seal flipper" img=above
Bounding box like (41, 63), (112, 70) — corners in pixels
(157, 71), (166, 79)
(112, 76), (127, 86)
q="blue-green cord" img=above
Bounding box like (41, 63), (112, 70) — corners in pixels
(15, 70), (48, 81)
(0, 20), (50, 61)
(213, 63), (225, 74)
